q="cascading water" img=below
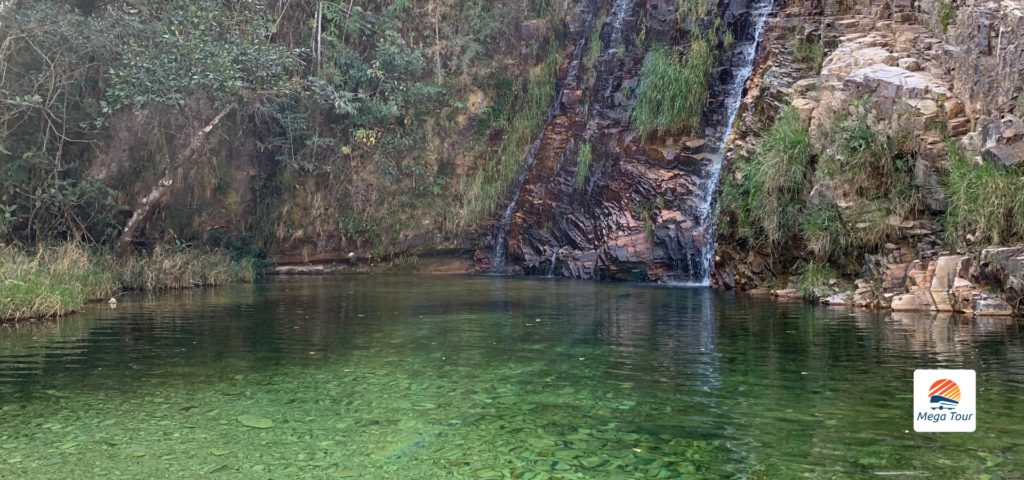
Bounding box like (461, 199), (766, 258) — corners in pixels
(683, 0), (775, 286)
(490, 3), (597, 273)
(606, 0), (637, 55)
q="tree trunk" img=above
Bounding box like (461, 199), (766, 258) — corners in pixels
(112, 105), (233, 258)
(432, 1), (442, 84)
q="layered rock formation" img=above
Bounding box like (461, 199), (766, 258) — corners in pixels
(479, 0), (777, 282)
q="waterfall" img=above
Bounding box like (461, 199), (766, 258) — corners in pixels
(684, 0), (775, 286)
(548, 250), (558, 276)
(490, 3), (597, 273)
(606, 0), (637, 54)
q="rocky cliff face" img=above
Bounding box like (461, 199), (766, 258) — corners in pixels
(479, 0), (777, 282)
(714, 0), (1024, 314)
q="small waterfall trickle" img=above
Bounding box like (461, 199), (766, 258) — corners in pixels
(606, 0), (637, 54)
(684, 0), (775, 286)
(547, 250), (558, 276)
(490, 4), (597, 273)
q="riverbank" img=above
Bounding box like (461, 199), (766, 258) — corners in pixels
(0, 244), (256, 322)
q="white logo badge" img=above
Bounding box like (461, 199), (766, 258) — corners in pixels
(914, 370), (976, 432)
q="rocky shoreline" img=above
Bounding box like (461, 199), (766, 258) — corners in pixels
(713, 0), (1024, 315)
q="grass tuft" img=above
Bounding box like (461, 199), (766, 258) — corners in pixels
(575, 142), (592, 190)
(582, 14), (605, 88)
(942, 141), (1024, 247)
(795, 261), (837, 300)
(793, 33), (824, 73)
(630, 39), (716, 140)
(676, 0), (709, 28)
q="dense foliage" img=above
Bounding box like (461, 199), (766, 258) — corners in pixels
(719, 102), (920, 267)
(0, 0), (559, 257)
(718, 107), (813, 253)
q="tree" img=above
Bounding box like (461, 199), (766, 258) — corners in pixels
(0, 2), (123, 244)
(108, 0), (298, 256)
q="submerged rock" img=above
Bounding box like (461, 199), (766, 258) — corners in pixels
(237, 415), (274, 429)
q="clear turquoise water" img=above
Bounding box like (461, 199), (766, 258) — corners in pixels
(0, 276), (1021, 479)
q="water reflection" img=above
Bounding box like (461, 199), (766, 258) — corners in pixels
(0, 276), (1020, 479)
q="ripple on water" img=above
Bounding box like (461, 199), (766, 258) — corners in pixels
(0, 276), (1021, 479)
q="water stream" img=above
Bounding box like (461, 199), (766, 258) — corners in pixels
(685, 0), (776, 285)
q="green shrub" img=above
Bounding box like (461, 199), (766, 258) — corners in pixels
(575, 142), (592, 190)
(939, 2), (957, 31)
(942, 142), (1024, 246)
(630, 39), (716, 140)
(719, 106), (813, 252)
(817, 102), (920, 217)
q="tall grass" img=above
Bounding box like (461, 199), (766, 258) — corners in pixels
(800, 199), (852, 262)
(676, 0), (709, 28)
(118, 246), (256, 291)
(630, 38), (716, 140)
(582, 14), (604, 89)
(1, 244), (257, 322)
(575, 142), (592, 190)
(461, 48), (558, 225)
(942, 142), (1024, 246)
(719, 107), (813, 252)
(0, 244), (119, 321)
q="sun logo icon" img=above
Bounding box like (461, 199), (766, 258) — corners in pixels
(928, 379), (961, 411)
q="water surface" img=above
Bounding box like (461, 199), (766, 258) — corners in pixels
(0, 276), (1021, 479)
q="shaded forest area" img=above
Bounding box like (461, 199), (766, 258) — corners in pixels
(0, 0), (562, 260)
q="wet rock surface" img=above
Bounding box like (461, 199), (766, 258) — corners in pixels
(480, 0), (777, 283)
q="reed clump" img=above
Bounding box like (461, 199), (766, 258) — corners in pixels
(1, 244), (256, 322)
